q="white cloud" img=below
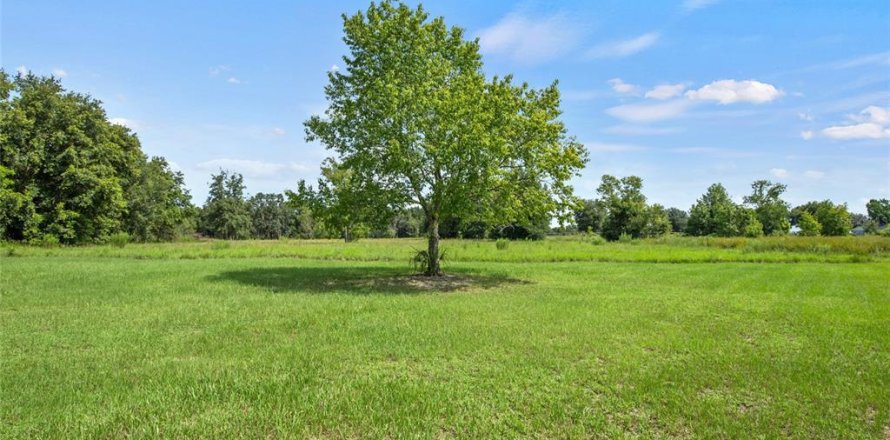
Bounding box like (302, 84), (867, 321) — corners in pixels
(587, 32), (660, 58)
(831, 51), (890, 70)
(607, 78), (638, 94)
(329, 65), (339, 72)
(109, 118), (139, 130)
(227, 77), (241, 84)
(821, 105), (890, 140)
(856, 105), (890, 125)
(605, 100), (690, 123)
(478, 12), (583, 64)
(685, 80), (783, 104)
(272, 128), (286, 136)
(798, 111), (814, 121)
(196, 159), (309, 178)
(16, 65), (27, 75)
(800, 130), (814, 140)
(804, 170), (825, 179)
(770, 168), (789, 178)
(584, 142), (646, 153)
(645, 83), (685, 100)
(683, 0), (721, 11)
(822, 123), (890, 140)
(52, 68), (67, 78)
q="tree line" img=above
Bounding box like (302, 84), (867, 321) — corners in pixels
(574, 176), (889, 239)
(2, 69), (888, 245)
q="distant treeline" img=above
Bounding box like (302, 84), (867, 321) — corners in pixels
(2, 71), (888, 244)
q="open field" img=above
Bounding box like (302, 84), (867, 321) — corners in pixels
(2, 237), (890, 438)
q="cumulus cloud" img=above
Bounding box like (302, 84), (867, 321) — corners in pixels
(52, 68), (67, 78)
(227, 77), (242, 84)
(196, 159), (309, 178)
(770, 168), (789, 178)
(822, 123), (890, 140)
(329, 65), (339, 72)
(607, 78), (639, 94)
(685, 80), (783, 104)
(800, 130), (814, 140)
(605, 100), (691, 123)
(645, 83), (685, 100)
(16, 65), (28, 75)
(821, 105), (890, 140)
(478, 12), (583, 64)
(798, 111), (814, 121)
(587, 32), (660, 58)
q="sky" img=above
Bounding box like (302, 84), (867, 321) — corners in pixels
(3, 0), (889, 212)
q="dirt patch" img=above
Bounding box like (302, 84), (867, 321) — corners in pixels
(332, 273), (505, 293)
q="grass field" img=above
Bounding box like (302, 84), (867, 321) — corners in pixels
(2, 237), (889, 438)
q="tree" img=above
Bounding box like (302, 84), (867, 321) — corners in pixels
(574, 199), (607, 234)
(686, 183), (740, 236)
(743, 180), (790, 235)
(249, 193), (300, 239)
(666, 207), (688, 233)
(304, 2), (587, 274)
(641, 204), (672, 238)
(798, 211), (821, 236)
(199, 170), (251, 239)
(0, 70), (189, 243)
(792, 200), (852, 236)
(815, 202), (852, 236)
(866, 198), (890, 226)
(597, 175), (648, 240)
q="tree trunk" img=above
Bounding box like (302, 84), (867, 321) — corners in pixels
(426, 216), (442, 276)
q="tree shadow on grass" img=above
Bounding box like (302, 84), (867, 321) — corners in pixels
(209, 266), (529, 295)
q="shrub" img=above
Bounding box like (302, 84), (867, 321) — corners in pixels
(495, 238), (509, 250)
(618, 232), (633, 243)
(31, 234), (60, 248)
(108, 232), (130, 248)
(587, 234), (606, 246)
(411, 249), (446, 273)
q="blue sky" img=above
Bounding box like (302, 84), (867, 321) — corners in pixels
(3, 0), (889, 212)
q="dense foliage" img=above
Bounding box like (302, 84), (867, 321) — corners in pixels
(301, 1), (587, 274)
(0, 70), (194, 243)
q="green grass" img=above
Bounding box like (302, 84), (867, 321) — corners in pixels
(4, 235), (890, 263)
(2, 238), (889, 438)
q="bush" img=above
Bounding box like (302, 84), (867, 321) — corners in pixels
(495, 238), (509, 250)
(618, 232), (633, 243)
(587, 234), (606, 246)
(31, 234), (60, 248)
(108, 232), (130, 248)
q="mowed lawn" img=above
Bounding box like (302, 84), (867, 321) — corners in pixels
(2, 241), (889, 438)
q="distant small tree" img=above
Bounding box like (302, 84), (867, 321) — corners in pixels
(815, 202), (852, 236)
(866, 198), (890, 226)
(249, 193), (299, 239)
(743, 180), (790, 235)
(641, 204), (671, 238)
(199, 170), (251, 239)
(574, 199), (607, 235)
(666, 207), (688, 233)
(686, 183), (739, 236)
(597, 175), (649, 240)
(798, 211), (821, 236)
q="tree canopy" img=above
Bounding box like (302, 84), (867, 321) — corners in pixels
(303, 1), (587, 274)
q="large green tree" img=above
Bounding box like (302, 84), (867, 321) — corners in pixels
(791, 200), (853, 236)
(686, 183), (743, 237)
(743, 180), (790, 236)
(0, 70), (193, 243)
(304, 2), (587, 275)
(866, 198), (890, 226)
(199, 170), (252, 239)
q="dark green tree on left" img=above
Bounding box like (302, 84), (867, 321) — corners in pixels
(0, 70), (195, 243)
